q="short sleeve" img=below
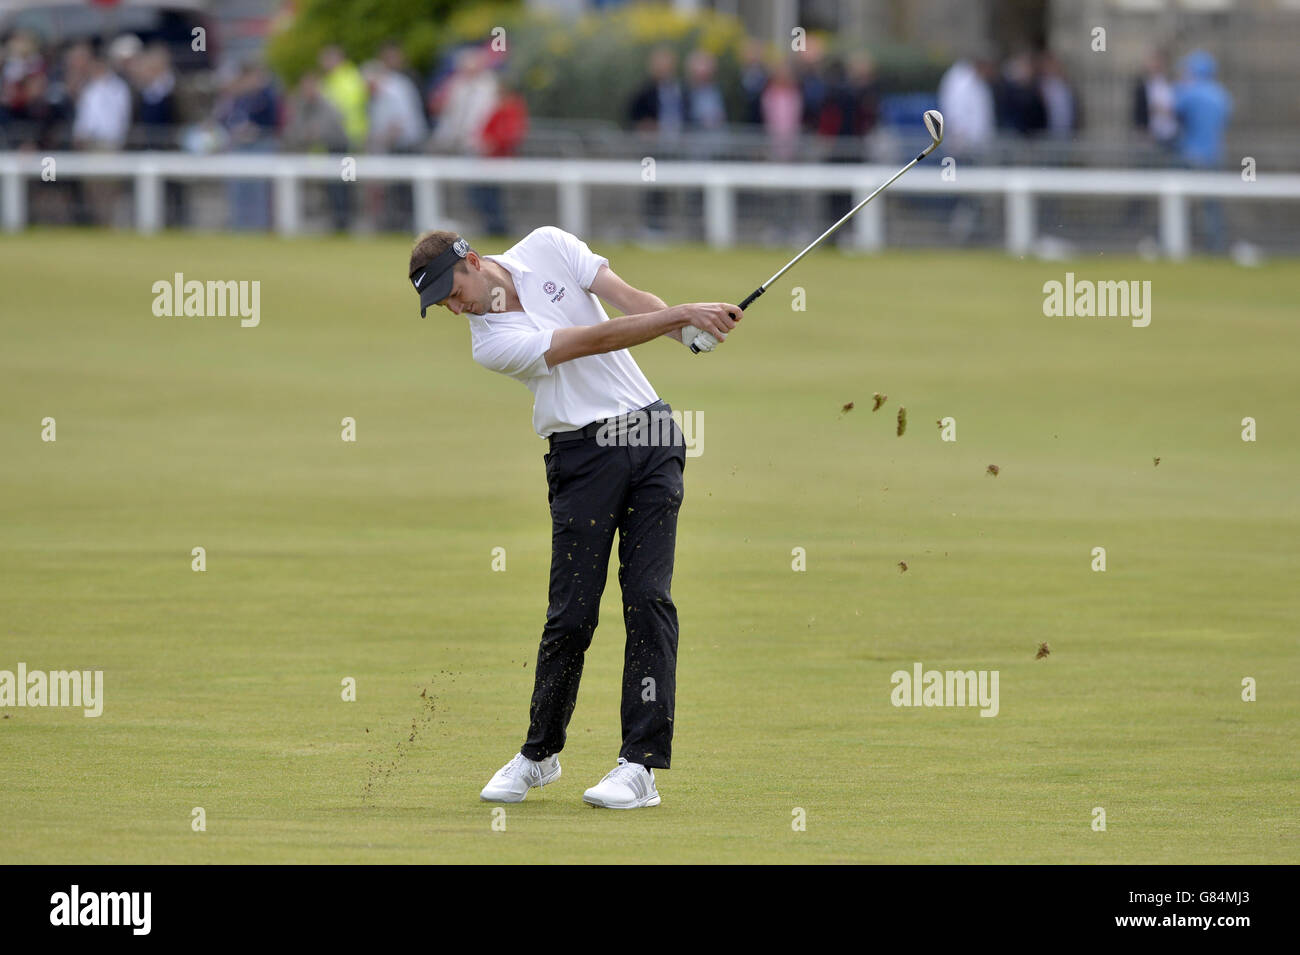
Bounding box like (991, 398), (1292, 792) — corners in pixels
(542, 226), (609, 290)
(471, 323), (555, 380)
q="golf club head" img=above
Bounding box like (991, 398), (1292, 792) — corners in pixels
(923, 109), (944, 150)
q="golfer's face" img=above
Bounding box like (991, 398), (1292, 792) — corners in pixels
(440, 263), (489, 316)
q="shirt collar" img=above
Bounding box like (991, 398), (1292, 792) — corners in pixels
(475, 253), (529, 319)
(483, 251), (530, 280)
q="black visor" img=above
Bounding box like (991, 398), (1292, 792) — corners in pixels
(411, 237), (470, 316)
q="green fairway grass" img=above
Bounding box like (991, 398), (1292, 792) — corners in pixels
(1, 230), (1296, 863)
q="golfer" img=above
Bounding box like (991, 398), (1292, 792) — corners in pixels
(409, 226), (741, 809)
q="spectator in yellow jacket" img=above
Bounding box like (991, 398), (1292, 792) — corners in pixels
(318, 45), (368, 148)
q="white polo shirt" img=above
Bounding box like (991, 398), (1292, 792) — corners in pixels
(470, 226), (660, 437)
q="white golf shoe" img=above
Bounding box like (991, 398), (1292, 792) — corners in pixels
(582, 757), (661, 809)
(479, 752), (561, 803)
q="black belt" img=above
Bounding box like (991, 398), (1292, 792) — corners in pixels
(548, 400), (670, 448)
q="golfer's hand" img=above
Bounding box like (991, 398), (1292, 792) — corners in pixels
(678, 303), (742, 342)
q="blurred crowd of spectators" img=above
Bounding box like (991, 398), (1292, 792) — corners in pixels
(0, 27), (1233, 235)
(1131, 48), (1233, 169)
(628, 39), (881, 164)
(936, 45), (1232, 170)
(0, 28), (1240, 165)
(623, 38), (1229, 175)
(936, 51), (1079, 155)
(1, 32), (178, 151)
(0, 31), (528, 156)
(0, 32), (529, 231)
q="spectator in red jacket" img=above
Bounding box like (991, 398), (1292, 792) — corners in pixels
(479, 83), (528, 157)
(470, 77), (528, 236)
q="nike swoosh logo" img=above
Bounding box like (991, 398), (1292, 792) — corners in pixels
(414, 275), (425, 288)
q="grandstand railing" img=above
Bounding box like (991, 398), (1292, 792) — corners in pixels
(2, 151), (1298, 259)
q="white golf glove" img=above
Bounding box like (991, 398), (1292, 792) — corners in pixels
(684, 326), (719, 352)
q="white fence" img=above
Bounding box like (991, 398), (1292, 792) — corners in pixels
(3, 152), (1299, 259)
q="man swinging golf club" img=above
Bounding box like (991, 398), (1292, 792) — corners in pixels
(409, 111), (942, 809)
(409, 225), (741, 809)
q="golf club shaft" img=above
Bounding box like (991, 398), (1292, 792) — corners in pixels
(756, 145), (936, 292)
(690, 140), (940, 353)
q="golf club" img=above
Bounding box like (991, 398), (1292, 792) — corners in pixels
(689, 109), (945, 353)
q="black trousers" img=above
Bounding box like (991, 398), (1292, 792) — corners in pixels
(520, 401), (685, 769)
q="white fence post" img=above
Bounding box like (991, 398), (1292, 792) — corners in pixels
(1006, 181), (1035, 255)
(704, 178), (734, 248)
(1159, 186), (1190, 261)
(558, 175), (587, 238)
(1, 163), (25, 232)
(412, 175), (440, 232)
(273, 169), (301, 236)
(852, 182), (885, 251)
(134, 164), (162, 234)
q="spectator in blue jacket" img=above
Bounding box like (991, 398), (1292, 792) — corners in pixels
(1175, 50), (1232, 251)
(1175, 50), (1232, 168)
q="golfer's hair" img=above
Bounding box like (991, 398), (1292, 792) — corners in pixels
(409, 230), (473, 279)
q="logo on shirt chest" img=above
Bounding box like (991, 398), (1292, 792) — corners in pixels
(542, 280), (566, 303)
